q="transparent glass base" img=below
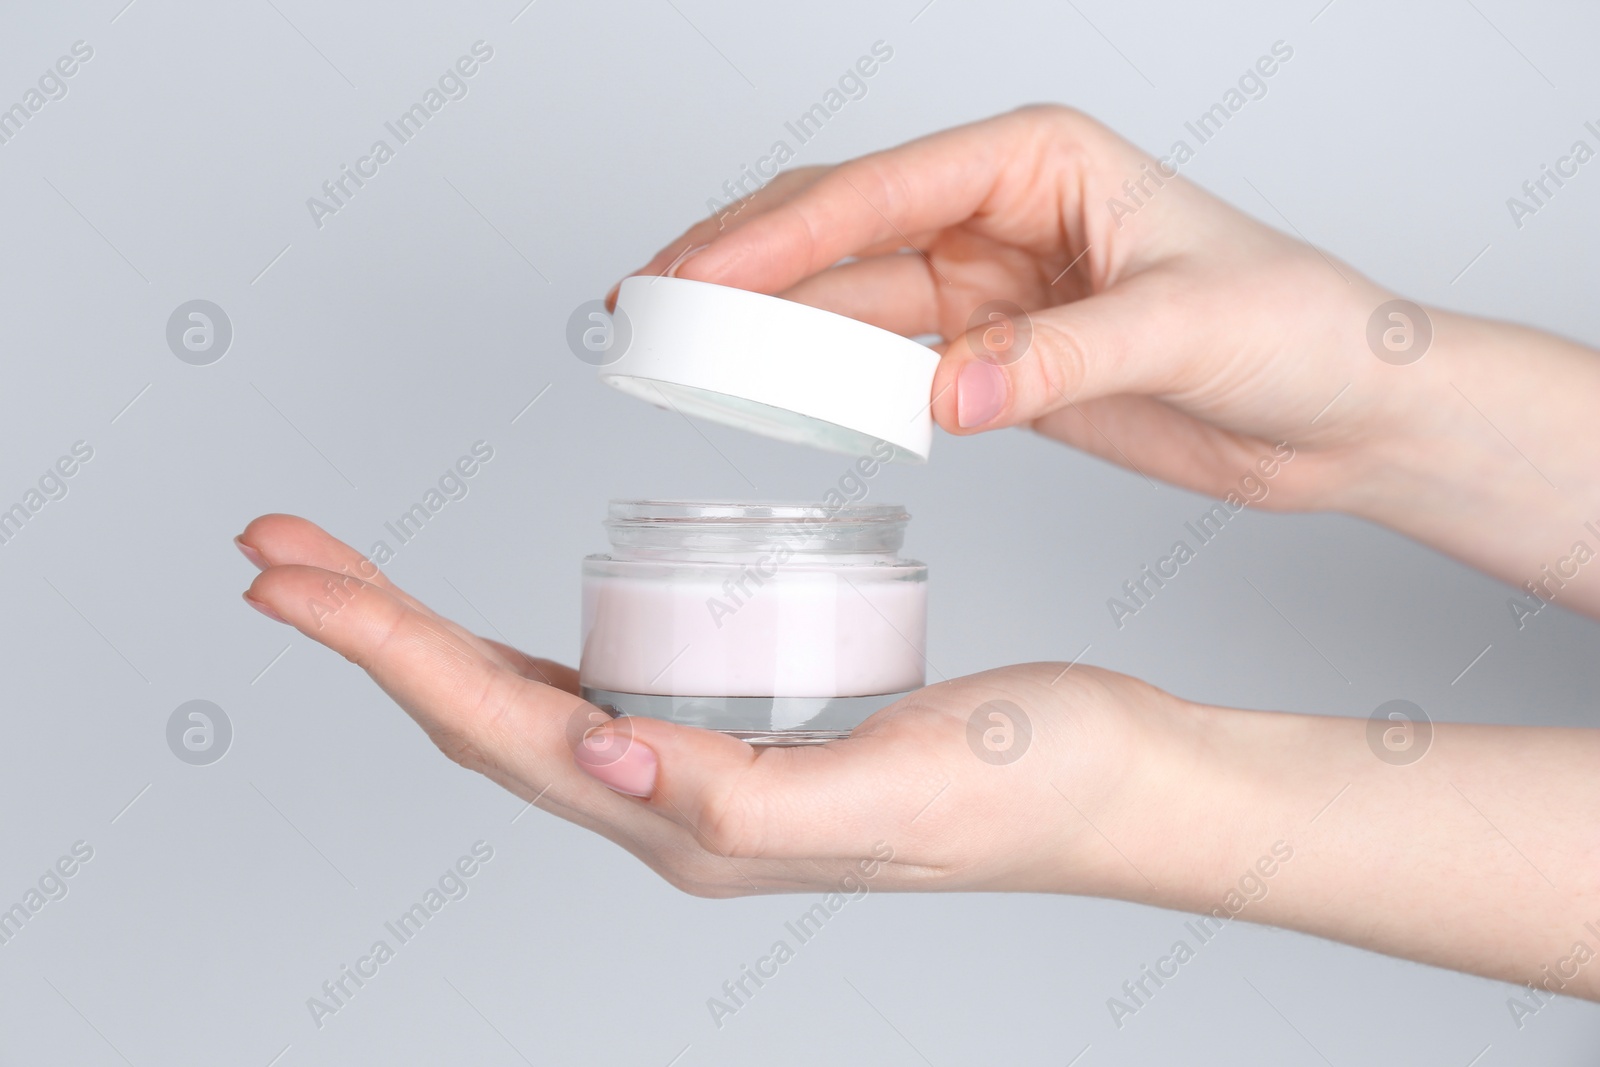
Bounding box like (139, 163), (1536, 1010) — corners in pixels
(581, 687), (912, 746)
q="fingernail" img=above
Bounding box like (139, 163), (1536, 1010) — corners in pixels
(234, 537), (268, 571)
(573, 730), (658, 798)
(242, 592), (287, 624)
(666, 243), (709, 278)
(957, 360), (1007, 428)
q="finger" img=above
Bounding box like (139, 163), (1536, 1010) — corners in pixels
(779, 222), (1055, 340)
(242, 563), (657, 841)
(237, 513), (561, 681)
(237, 513), (424, 607)
(573, 709), (946, 862)
(933, 271), (1212, 434)
(777, 252), (942, 337)
(245, 563), (577, 784)
(241, 562), (751, 884)
(239, 552), (897, 896)
(672, 106), (1145, 296)
(611, 166), (832, 304)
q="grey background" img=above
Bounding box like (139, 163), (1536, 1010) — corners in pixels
(2, 0), (1598, 1063)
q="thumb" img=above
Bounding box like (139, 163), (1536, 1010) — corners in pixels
(935, 276), (1196, 433)
(572, 715), (918, 862)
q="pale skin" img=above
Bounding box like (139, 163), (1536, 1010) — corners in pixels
(240, 107), (1600, 999)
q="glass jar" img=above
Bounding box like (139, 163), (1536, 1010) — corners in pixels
(580, 500), (928, 745)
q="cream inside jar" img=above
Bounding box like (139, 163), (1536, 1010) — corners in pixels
(580, 500), (927, 745)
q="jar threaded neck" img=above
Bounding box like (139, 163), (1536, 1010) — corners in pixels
(602, 499), (910, 561)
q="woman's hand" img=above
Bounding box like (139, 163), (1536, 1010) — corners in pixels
(238, 513), (1600, 997)
(618, 105), (1409, 515)
(234, 513), (1206, 902)
(620, 105), (1600, 615)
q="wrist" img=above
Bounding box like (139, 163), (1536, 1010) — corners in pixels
(1086, 690), (1375, 919)
(1330, 309), (1600, 608)
(1046, 683), (1315, 912)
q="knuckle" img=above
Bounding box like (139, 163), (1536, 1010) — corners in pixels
(466, 667), (521, 736)
(1014, 101), (1079, 123)
(346, 597), (405, 671)
(436, 667), (522, 774)
(1028, 318), (1091, 407)
(432, 722), (493, 774)
(774, 197), (824, 272)
(843, 156), (913, 227)
(1012, 102), (1094, 140)
(1016, 105), (1122, 177)
(416, 643), (520, 776)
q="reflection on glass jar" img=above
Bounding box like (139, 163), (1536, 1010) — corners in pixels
(581, 501), (928, 745)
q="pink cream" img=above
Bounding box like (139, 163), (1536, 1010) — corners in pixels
(578, 501), (928, 743)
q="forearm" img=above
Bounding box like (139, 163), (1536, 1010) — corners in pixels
(1342, 309), (1600, 620)
(1110, 697), (1600, 998)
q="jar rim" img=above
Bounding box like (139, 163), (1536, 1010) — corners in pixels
(606, 499), (909, 525)
(601, 499), (911, 559)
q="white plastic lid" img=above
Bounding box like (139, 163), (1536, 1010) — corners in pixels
(603, 276), (940, 462)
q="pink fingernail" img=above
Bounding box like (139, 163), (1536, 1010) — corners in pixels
(957, 360), (1007, 428)
(234, 537), (268, 571)
(574, 730), (658, 797)
(242, 592), (287, 624)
